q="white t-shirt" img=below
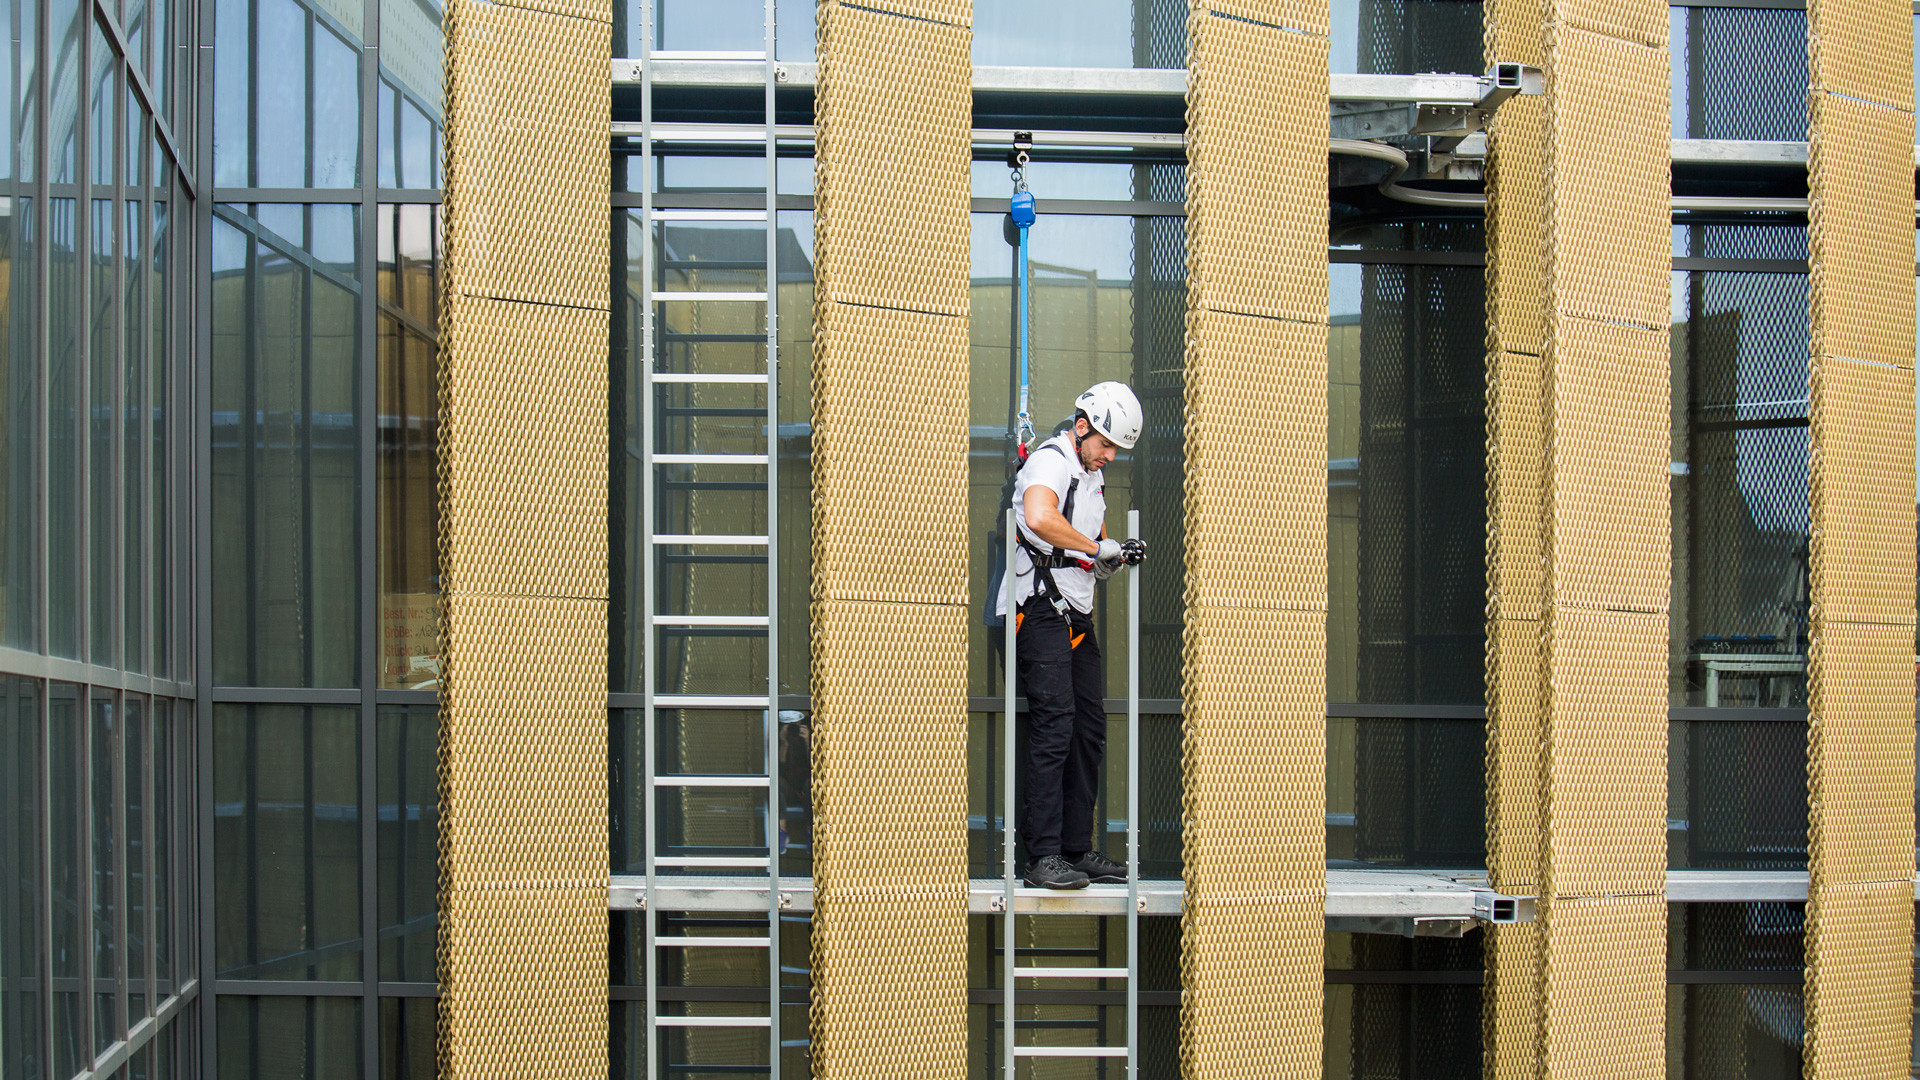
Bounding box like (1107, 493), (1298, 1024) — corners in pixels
(996, 432), (1108, 616)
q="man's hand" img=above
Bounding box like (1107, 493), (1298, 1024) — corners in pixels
(1094, 538), (1124, 563)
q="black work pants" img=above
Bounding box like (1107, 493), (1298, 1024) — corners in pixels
(1016, 596), (1104, 861)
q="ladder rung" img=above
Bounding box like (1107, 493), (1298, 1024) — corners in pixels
(650, 534), (770, 545)
(655, 1016), (773, 1028)
(1014, 967), (1128, 979)
(655, 856), (773, 868)
(657, 936), (772, 948)
(649, 49), (768, 61)
(650, 209), (768, 222)
(655, 453), (769, 466)
(1014, 1047), (1130, 1058)
(652, 614), (770, 627)
(653, 694), (775, 708)
(655, 775), (771, 788)
(653, 291), (767, 303)
(651, 373), (769, 384)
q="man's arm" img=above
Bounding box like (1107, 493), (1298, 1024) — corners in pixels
(1022, 485), (1102, 558)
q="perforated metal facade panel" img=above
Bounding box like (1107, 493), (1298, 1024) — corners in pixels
(810, 0), (972, 1074)
(1182, 3), (1328, 1075)
(1804, 2), (1917, 1071)
(437, 0), (613, 1074)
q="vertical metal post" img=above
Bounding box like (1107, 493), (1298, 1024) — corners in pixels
(1001, 508), (1015, 1077)
(355, 0), (379, 1063)
(761, 0), (779, 1069)
(638, 1), (657, 1072)
(1125, 507), (1139, 1078)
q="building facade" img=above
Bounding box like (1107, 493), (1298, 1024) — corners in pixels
(0, 0), (1915, 1075)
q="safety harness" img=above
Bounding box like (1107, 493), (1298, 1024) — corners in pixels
(1014, 442), (1092, 617)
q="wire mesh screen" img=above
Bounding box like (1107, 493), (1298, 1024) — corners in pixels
(1134, 0), (1187, 68)
(1350, 0), (1483, 75)
(1666, 903), (1806, 1080)
(1669, 720), (1809, 870)
(1674, 263), (1811, 707)
(1672, 6), (1809, 142)
(1328, 718), (1486, 867)
(1137, 215), (1186, 702)
(1329, 262), (1487, 707)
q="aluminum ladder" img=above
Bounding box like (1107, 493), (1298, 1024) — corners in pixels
(638, 1), (784, 1074)
(1001, 508), (1143, 1074)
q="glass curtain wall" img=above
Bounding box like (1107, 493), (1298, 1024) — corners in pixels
(1, 0), (201, 1067)
(201, 0), (441, 1065)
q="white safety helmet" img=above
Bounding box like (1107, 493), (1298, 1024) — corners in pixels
(1074, 381), (1144, 450)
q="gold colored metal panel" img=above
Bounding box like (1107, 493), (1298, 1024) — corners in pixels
(1200, 0), (1330, 38)
(1484, 0), (1545, 65)
(1809, 93), (1919, 373)
(1486, 99), (1547, 359)
(1551, 0), (1665, 47)
(1488, 350), (1544, 618)
(1808, 619), (1918, 885)
(439, 297), (611, 600)
(1809, 357), (1918, 623)
(1539, 608), (1666, 898)
(1805, 880), (1917, 1080)
(1185, 17), (1329, 325)
(828, 0), (970, 29)
(810, 302), (969, 606)
(808, 599), (969, 1079)
(442, 0), (610, 309)
(1542, 318), (1669, 616)
(1183, 309), (1328, 612)
(439, 884), (609, 1078)
(1536, 895), (1667, 1078)
(813, 4), (970, 317)
(1543, 29), (1671, 334)
(1486, 617), (1543, 893)
(1179, 894), (1323, 1079)
(1181, 605), (1326, 889)
(1809, 0), (1915, 109)
(1482, 923), (1543, 1080)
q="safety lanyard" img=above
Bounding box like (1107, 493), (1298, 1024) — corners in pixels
(1010, 133), (1036, 458)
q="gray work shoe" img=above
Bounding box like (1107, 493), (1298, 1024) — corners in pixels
(1067, 851), (1127, 884)
(1024, 855), (1090, 890)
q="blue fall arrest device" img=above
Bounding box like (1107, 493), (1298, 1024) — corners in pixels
(983, 133), (1038, 629)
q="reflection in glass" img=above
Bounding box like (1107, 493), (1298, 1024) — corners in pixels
(1328, 259), (1486, 707)
(91, 694), (118, 1054)
(973, 0), (1185, 67)
(1669, 719), (1808, 870)
(126, 199), (148, 672)
(2, 194), (35, 649)
(2, 679), (45, 1077)
(380, 996), (437, 1079)
(214, 0), (363, 187)
(1672, 243), (1810, 709)
(217, 995), (361, 1080)
(213, 704), (361, 981)
(377, 0), (443, 190)
(126, 697), (148, 1013)
(377, 705), (437, 982)
(211, 207), (361, 687)
(49, 685), (81, 1078)
(91, 198), (117, 664)
(1327, 717), (1483, 868)
(376, 204), (440, 690)
(1667, 903), (1805, 1078)
(151, 201), (172, 675)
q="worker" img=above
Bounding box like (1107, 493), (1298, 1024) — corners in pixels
(997, 381), (1147, 889)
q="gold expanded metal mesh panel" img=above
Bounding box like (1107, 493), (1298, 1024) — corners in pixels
(1552, 0), (1665, 47)
(1485, 618), (1541, 893)
(1185, 23), (1328, 324)
(1183, 310), (1327, 612)
(1481, 923), (1540, 1080)
(1536, 896), (1666, 1077)
(813, 4), (969, 317)
(439, 299), (610, 599)
(1806, 881), (1918, 1079)
(438, 0), (611, 1075)
(440, 0), (610, 310)
(810, 2), (970, 1075)
(1182, 5), (1326, 1076)
(810, 303), (970, 606)
(807, 600), (970, 1078)
(1805, 2), (1917, 1071)
(1538, 609), (1666, 897)
(1485, 102), (1547, 358)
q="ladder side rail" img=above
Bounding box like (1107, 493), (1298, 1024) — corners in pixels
(639, 0), (659, 1069)
(761, 0), (781, 1069)
(1003, 510), (1018, 1077)
(1125, 508), (1140, 1078)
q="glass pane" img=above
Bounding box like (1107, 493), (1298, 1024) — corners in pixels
(215, 0), (363, 187)
(1330, 0), (1482, 75)
(210, 207), (361, 686)
(49, 0), (78, 184)
(91, 696), (117, 1000)
(216, 995), (361, 1080)
(49, 684), (81, 1077)
(1670, 7), (1807, 142)
(379, 996), (437, 1080)
(125, 696), (147, 998)
(376, 204), (440, 690)
(151, 201), (171, 676)
(1327, 717), (1484, 869)
(1669, 718), (1808, 870)
(2, 679), (45, 1079)
(91, 198), (117, 664)
(973, 0), (1186, 67)
(2, 193), (35, 649)
(153, 698), (173, 989)
(49, 197), (78, 657)
(213, 703), (361, 981)
(378, 0), (442, 188)
(125, 200), (147, 672)
(1328, 260), (1487, 708)
(657, 0), (763, 53)
(377, 705), (437, 982)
